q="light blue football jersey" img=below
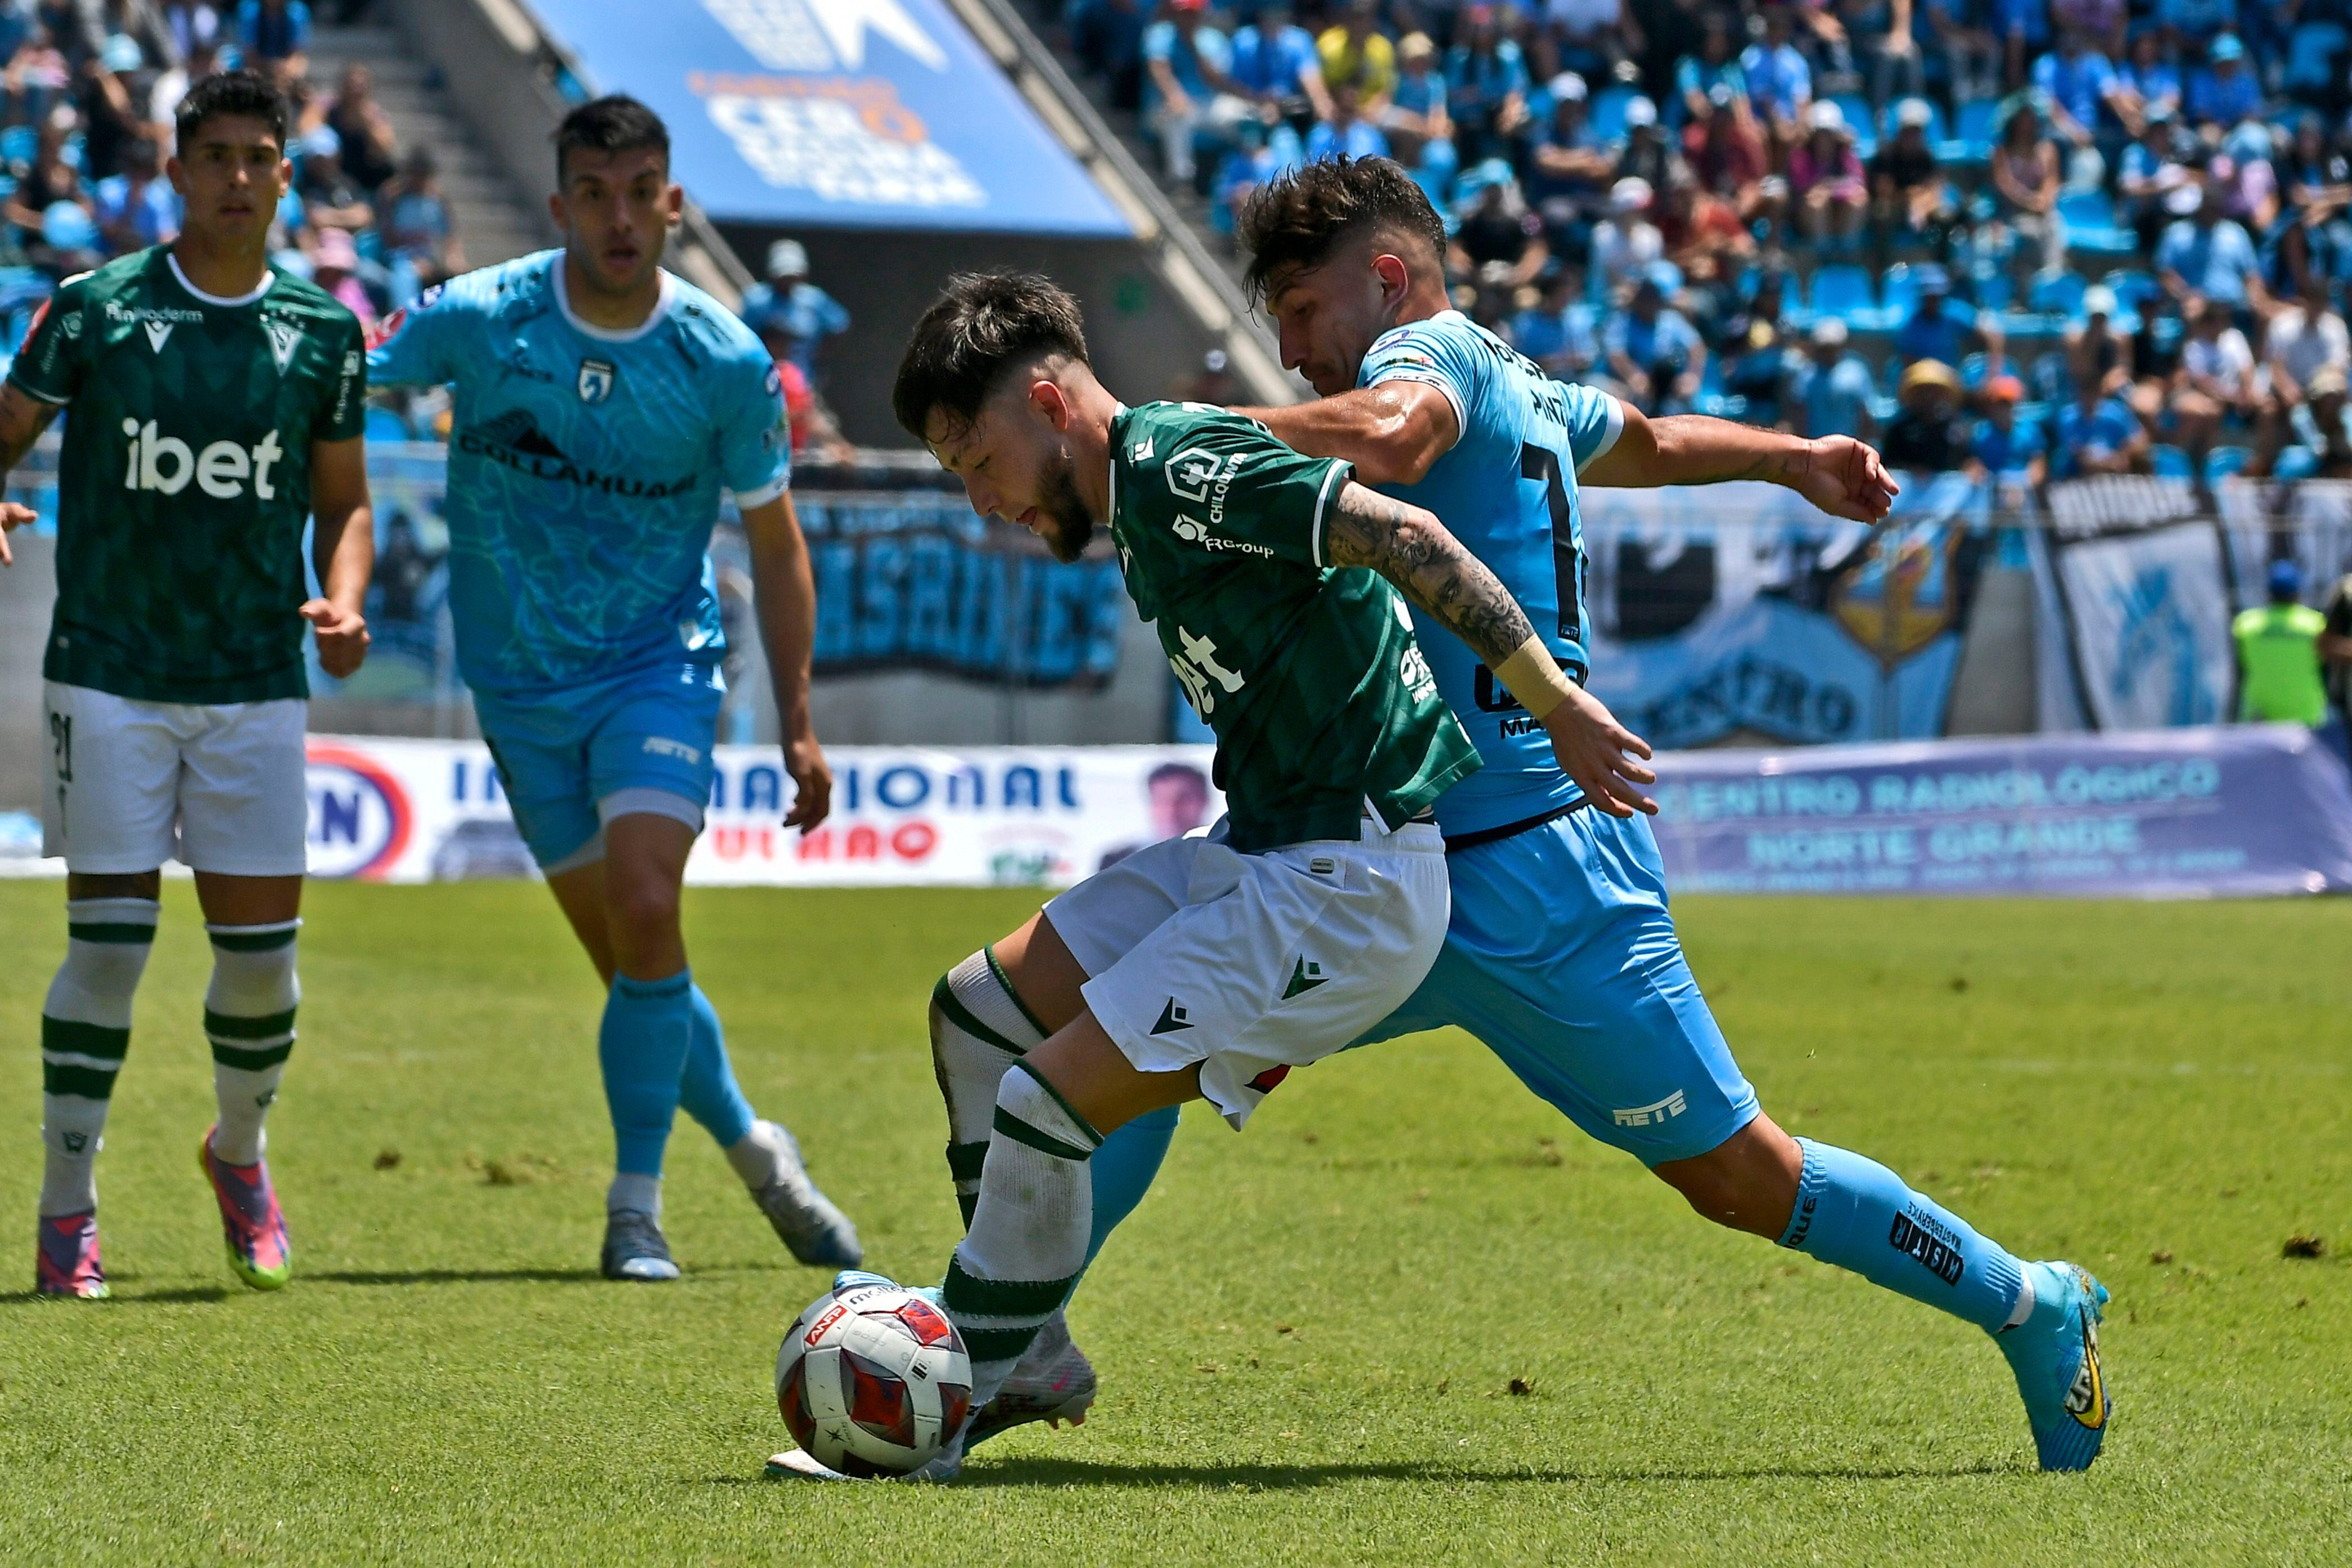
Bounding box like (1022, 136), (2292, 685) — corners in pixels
(1358, 309), (1623, 840)
(367, 250), (792, 695)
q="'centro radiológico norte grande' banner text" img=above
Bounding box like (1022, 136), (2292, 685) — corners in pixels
(529, 0), (1134, 234)
(1647, 725), (2352, 897)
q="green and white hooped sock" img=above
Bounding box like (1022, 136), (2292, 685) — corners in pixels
(39, 898), (158, 1216)
(943, 1062), (1100, 1411)
(931, 947), (1048, 1227)
(204, 920), (301, 1166)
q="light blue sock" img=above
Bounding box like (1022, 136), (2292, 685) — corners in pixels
(1086, 1104), (1178, 1264)
(599, 969), (695, 1177)
(1778, 1137), (2028, 1333)
(677, 984), (756, 1150)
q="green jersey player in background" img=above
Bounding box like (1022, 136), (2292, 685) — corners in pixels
(0, 71), (373, 1298)
(778, 270), (1643, 1480)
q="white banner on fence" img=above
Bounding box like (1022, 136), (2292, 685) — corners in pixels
(2051, 522), (2238, 730)
(297, 738), (1223, 887)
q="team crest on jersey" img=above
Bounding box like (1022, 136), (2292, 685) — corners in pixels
(578, 358), (617, 403)
(266, 319), (302, 372)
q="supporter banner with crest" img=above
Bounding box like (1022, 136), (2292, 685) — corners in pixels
(1579, 472), (1995, 748)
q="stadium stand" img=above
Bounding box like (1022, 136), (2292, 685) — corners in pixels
(1022, 0), (2352, 484)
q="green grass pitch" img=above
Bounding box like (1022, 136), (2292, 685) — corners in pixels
(3, 880), (2350, 1565)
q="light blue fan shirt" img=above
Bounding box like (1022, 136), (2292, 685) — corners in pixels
(1358, 309), (1623, 839)
(367, 250), (792, 697)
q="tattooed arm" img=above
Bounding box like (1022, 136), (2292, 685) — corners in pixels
(0, 381), (56, 566)
(1324, 479), (1656, 817)
(1579, 402), (1902, 523)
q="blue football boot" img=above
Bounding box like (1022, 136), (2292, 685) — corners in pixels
(1997, 1260), (2112, 1472)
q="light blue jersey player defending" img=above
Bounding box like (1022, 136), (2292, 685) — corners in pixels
(368, 97), (859, 1281)
(933, 160), (2109, 1473)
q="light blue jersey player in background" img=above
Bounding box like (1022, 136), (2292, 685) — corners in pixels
(969, 159), (2111, 1472)
(368, 96), (859, 1281)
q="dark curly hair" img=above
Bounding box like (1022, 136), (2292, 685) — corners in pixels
(893, 271), (1090, 443)
(1237, 156), (1447, 305)
(173, 69), (288, 154)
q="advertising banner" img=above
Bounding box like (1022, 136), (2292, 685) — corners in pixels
(298, 738), (1220, 887)
(1579, 472), (1994, 749)
(529, 0), (1134, 234)
(1646, 725), (2352, 897)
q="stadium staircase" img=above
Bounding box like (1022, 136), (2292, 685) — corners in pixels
(307, 23), (553, 270)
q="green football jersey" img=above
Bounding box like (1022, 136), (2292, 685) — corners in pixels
(1108, 402), (1480, 852)
(11, 247), (368, 704)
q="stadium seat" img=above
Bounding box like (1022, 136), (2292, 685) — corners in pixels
(1810, 264), (1876, 323)
(2103, 269), (2162, 313)
(1590, 86), (1637, 144)
(2029, 272), (2087, 317)
(2060, 189), (2137, 259)
(1881, 262), (1925, 326)
(1953, 99), (1998, 157)
(2151, 444), (2194, 478)
(1969, 268), (2014, 310)
(0, 125), (34, 166)
(1834, 94), (1877, 157)
(2207, 446), (2251, 482)
(2276, 445), (2320, 480)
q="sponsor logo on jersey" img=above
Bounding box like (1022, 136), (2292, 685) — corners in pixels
(104, 300), (201, 325)
(641, 736), (703, 764)
(119, 421), (285, 499)
(305, 742), (413, 880)
(1887, 1206), (1966, 1285)
(1150, 999), (1193, 1035)
(1168, 514), (1274, 557)
(458, 409), (700, 498)
(1168, 625), (1245, 716)
(578, 358), (617, 403)
(1610, 1089), (1687, 1128)
(1281, 957), (1327, 999)
(1165, 446), (1241, 515)
(142, 320), (172, 353)
(1783, 1189), (1819, 1248)
(266, 318), (302, 372)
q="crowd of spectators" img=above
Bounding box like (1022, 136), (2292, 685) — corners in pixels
(1057, 0), (2352, 489)
(0, 1), (457, 377)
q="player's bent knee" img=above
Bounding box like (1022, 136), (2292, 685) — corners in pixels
(1654, 1116), (1801, 1239)
(1023, 1011), (1197, 1141)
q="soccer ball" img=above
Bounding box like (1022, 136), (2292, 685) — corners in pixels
(776, 1281), (972, 1477)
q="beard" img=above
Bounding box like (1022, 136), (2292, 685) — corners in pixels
(1034, 444), (1095, 564)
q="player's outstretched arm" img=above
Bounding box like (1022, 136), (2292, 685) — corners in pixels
(1580, 402), (1901, 523)
(0, 380), (59, 564)
(1325, 481), (1658, 817)
(741, 492), (833, 834)
(304, 435), (374, 678)
(1232, 380), (1461, 487)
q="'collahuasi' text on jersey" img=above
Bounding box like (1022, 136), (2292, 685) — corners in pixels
(365, 251), (792, 695)
(12, 248), (367, 703)
(1107, 402), (1480, 852)
(1357, 310), (1622, 841)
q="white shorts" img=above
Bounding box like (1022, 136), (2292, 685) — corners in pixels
(39, 682), (310, 877)
(1044, 814), (1450, 1128)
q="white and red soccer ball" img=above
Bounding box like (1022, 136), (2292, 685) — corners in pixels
(776, 1281), (972, 1476)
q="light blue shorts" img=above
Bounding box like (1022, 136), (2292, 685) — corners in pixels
(1352, 808), (1759, 1166)
(473, 659), (724, 871)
